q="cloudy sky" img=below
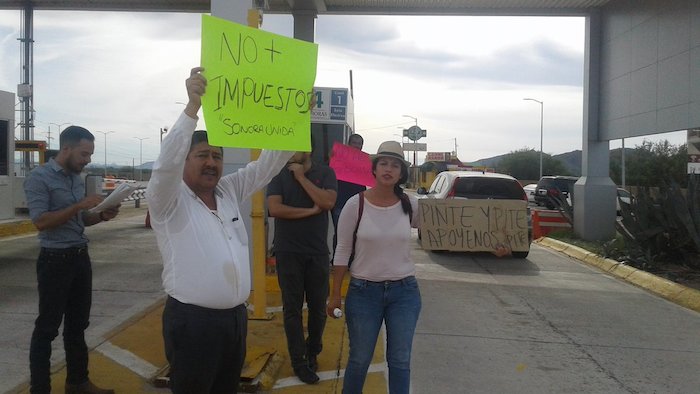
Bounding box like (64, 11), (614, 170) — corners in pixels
(0, 9), (686, 169)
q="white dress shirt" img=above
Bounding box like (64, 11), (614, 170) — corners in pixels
(146, 112), (293, 309)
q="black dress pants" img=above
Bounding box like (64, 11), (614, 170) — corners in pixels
(275, 252), (329, 368)
(162, 296), (247, 394)
(29, 246), (92, 394)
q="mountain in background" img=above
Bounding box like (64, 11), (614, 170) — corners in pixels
(468, 148), (636, 177)
(137, 161), (155, 170)
(469, 151), (584, 176)
(84, 161), (155, 170)
(555, 150), (582, 176)
(468, 150), (583, 176)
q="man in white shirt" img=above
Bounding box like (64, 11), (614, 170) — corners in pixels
(146, 67), (293, 393)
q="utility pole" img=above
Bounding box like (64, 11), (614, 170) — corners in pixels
(133, 137), (149, 181)
(523, 98), (544, 179)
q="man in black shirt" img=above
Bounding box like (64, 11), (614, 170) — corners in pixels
(267, 151), (337, 384)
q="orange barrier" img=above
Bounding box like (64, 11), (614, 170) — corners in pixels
(103, 177), (116, 194)
(532, 209), (572, 239)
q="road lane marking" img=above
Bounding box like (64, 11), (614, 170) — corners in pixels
(96, 341), (159, 379)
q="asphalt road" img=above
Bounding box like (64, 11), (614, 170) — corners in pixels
(0, 205), (163, 393)
(410, 240), (700, 394)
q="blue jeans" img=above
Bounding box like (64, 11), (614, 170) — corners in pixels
(343, 276), (421, 394)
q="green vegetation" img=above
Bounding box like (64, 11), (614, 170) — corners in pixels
(610, 140), (688, 187)
(496, 139), (687, 186)
(615, 176), (700, 270)
(548, 175), (700, 273)
(546, 229), (613, 257)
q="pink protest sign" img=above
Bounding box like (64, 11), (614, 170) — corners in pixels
(329, 142), (375, 186)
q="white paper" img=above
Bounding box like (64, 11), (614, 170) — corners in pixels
(88, 183), (136, 213)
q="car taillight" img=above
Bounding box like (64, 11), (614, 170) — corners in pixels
(522, 191), (528, 201)
(447, 187), (455, 198)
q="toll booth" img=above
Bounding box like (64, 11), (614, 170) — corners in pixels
(0, 90), (14, 219)
(311, 87), (354, 164)
(14, 140), (47, 164)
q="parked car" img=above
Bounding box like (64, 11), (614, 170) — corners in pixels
(617, 187), (633, 215)
(523, 183), (537, 203)
(534, 176), (578, 209)
(416, 171), (532, 258)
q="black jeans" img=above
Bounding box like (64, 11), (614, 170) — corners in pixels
(162, 296), (247, 394)
(30, 246), (92, 394)
(275, 252), (329, 368)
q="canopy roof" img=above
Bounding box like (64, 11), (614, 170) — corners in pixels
(0, 0), (611, 15)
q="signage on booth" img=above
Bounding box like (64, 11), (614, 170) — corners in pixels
(312, 87), (350, 124)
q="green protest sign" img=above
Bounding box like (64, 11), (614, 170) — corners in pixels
(201, 14), (318, 151)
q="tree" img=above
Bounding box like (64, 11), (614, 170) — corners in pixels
(497, 148), (570, 180)
(611, 140), (688, 187)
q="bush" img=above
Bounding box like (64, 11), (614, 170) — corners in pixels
(616, 176), (700, 270)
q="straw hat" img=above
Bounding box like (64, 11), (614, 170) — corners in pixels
(371, 141), (411, 167)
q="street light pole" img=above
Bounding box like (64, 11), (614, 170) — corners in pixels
(395, 128), (409, 161)
(523, 98), (544, 179)
(402, 114), (419, 186)
(95, 130), (115, 177)
(48, 122), (71, 149)
(133, 137), (149, 181)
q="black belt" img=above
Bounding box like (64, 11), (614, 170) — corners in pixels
(41, 245), (88, 256)
(166, 296), (246, 316)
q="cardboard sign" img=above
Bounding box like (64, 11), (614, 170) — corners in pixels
(419, 199), (530, 252)
(329, 142), (374, 186)
(200, 15), (318, 151)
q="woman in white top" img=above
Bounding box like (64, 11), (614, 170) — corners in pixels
(327, 140), (420, 394)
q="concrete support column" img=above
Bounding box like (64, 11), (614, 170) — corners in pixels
(575, 10), (616, 241)
(293, 12), (316, 42)
(211, 0), (249, 24)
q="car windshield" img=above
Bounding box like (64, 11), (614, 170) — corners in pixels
(453, 177), (523, 199)
(539, 178), (576, 191)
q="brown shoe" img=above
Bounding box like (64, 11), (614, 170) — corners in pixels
(65, 380), (115, 394)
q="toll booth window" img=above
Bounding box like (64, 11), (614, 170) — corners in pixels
(0, 120), (7, 176)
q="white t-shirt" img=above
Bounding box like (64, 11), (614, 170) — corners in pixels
(334, 193), (419, 281)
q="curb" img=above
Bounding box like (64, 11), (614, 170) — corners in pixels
(535, 237), (700, 313)
(0, 219), (35, 238)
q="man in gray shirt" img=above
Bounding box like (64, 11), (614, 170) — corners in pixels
(24, 126), (119, 394)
